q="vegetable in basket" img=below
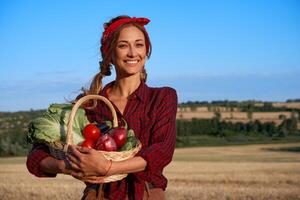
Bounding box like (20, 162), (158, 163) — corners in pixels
(110, 127), (127, 148)
(80, 121), (112, 148)
(82, 124), (101, 141)
(27, 103), (89, 145)
(95, 127), (137, 151)
(80, 119), (138, 152)
(118, 129), (137, 151)
(95, 134), (117, 151)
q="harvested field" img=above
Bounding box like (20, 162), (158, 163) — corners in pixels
(273, 102), (300, 109)
(0, 143), (300, 200)
(177, 111), (296, 121)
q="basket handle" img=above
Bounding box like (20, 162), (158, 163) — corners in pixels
(66, 95), (118, 145)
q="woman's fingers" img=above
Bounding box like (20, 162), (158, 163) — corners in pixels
(68, 145), (83, 158)
(76, 146), (92, 154)
(66, 149), (83, 171)
(67, 145), (107, 176)
(67, 145), (93, 162)
(67, 159), (81, 171)
(67, 145), (85, 168)
(71, 171), (83, 178)
(66, 153), (78, 163)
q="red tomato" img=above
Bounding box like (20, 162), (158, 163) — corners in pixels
(82, 124), (101, 141)
(81, 139), (95, 149)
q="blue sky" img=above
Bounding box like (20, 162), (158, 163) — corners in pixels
(1, 0), (300, 111)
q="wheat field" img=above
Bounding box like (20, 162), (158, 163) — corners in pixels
(1, 143), (300, 200)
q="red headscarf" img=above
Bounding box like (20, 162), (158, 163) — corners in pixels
(101, 17), (150, 56)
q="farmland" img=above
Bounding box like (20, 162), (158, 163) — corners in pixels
(1, 143), (300, 200)
(177, 104), (300, 128)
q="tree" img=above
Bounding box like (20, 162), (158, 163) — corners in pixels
(213, 111), (221, 122)
(247, 110), (253, 121)
(279, 114), (286, 120)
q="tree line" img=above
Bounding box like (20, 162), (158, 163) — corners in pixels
(177, 117), (298, 138)
(176, 114), (299, 147)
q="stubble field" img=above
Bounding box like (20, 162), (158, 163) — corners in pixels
(0, 143), (300, 200)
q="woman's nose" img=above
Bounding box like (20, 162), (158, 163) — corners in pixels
(127, 46), (138, 57)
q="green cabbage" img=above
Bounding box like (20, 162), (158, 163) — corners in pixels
(27, 103), (89, 145)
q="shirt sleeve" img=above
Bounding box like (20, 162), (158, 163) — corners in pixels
(26, 143), (57, 177)
(136, 88), (178, 182)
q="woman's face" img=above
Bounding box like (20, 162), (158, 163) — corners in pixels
(112, 25), (147, 79)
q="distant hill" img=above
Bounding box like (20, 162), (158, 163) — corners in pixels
(0, 109), (45, 134)
(0, 109), (45, 156)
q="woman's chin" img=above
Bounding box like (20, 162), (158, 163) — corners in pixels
(116, 71), (141, 79)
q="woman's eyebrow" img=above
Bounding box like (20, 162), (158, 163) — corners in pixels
(117, 39), (145, 43)
(117, 40), (128, 43)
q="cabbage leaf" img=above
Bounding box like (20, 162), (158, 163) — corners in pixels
(27, 103), (89, 145)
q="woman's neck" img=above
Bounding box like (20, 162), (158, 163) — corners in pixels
(111, 73), (141, 99)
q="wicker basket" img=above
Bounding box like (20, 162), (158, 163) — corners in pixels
(47, 94), (142, 183)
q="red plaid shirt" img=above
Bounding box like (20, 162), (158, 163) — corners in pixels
(26, 81), (178, 200)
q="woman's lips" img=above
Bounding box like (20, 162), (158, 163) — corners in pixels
(125, 60), (139, 64)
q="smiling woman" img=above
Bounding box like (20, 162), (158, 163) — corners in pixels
(113, 25), (147, 80)
(26, 15), (178, 200)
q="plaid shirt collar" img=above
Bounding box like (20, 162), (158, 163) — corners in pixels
(100, 80), (149, 103)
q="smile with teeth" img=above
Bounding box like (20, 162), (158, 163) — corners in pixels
(125, 60), (139, 64)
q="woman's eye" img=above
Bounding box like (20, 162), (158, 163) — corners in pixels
(136, 43), (144, 47)
(118, 44), (127, 48)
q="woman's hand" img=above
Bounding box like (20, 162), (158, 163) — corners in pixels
(66, 145), (110, 179)
(57, 159), (74, 175)
(40, 156), (74, 175)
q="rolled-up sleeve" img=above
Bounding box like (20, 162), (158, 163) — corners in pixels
(26, 144), (57, 177)
(137, 88), (178, 182)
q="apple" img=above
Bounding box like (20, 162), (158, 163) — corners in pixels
(111, 127), (127, 148)
(95, 134), (117, 151)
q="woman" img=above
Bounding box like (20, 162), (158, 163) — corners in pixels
(26, 15), (178, 200)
